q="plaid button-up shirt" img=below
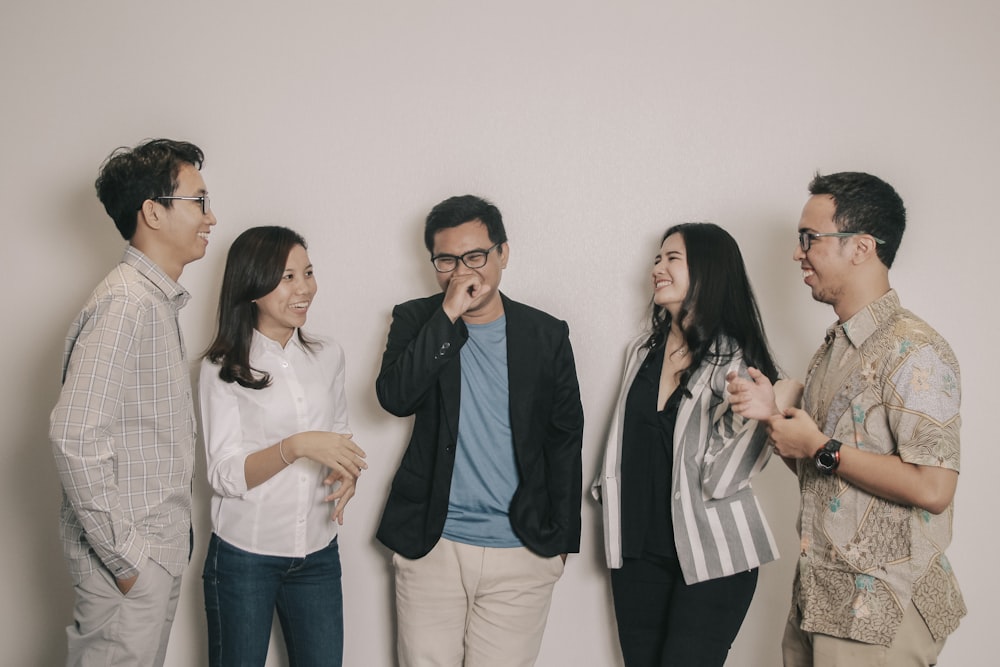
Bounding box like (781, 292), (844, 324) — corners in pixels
(51, 245), (196, 585)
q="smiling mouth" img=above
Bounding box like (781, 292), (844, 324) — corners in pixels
(655, 280), (673, 288)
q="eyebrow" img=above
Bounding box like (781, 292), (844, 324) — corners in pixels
(434, 247), (491, 257)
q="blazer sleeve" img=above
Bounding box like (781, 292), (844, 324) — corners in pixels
(545, 321), (585, 552)
(699, 353), (772, 500)
(375, 300), (467, 417)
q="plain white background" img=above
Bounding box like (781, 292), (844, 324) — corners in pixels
(1, 1), (995, 665)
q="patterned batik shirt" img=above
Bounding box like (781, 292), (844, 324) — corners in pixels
(50, 245), (196, 585)
(792, 289), (965, 646)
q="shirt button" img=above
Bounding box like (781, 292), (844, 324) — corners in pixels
(281, 361), (289, 368)
(674, 492), (681, 500)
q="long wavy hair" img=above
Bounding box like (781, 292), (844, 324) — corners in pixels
(645, 223), (778, 394)
(204, 226), (316, 389)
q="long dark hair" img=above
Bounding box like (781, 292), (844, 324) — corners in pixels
(205, 226), (316, 389)
(645, 223), (778, 394)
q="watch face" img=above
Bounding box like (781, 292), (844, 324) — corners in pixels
(816, 449), (838, 473)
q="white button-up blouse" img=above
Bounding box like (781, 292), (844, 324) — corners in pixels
(199, 329), (350, 557)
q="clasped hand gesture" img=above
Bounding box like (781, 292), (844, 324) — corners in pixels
(726, 368), (819, 460)
(442, 273), (490, 322)
(284, 431), (367, 524)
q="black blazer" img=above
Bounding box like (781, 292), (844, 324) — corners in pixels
(375, 292), (584, 559)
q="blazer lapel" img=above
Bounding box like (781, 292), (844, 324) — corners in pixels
(503, 297), (535, 447)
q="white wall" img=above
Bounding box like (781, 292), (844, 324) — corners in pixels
(1, 1), (995, 664)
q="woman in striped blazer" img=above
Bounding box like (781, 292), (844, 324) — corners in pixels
(593, 222), (798, 666)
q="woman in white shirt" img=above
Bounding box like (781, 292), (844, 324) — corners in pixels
(199, 226), (366, 667)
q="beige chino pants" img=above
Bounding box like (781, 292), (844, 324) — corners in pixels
(782, 601), (946, 667)
(393, 537), (565, 667)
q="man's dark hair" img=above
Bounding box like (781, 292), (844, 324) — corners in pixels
(424, 195), (507, 253)
(94, 138), (205, 240)
(808, 171), (906, 268)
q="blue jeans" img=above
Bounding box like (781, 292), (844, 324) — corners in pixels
(203, 534), (343, 667)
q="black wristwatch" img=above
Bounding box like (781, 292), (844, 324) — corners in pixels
(814, 439), (842, 475)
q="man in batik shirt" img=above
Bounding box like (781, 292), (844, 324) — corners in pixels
(731, 171), (964, 666)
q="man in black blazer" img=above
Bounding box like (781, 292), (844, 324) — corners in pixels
(376, 195), (584, 667)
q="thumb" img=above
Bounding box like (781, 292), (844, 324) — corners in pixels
(747, 367), (767, 384)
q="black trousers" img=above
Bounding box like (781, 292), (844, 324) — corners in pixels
(610, 555), (758, 667)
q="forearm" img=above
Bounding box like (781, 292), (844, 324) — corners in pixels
(836, 446), (958, 514)
(243, 440), (292, 490)
(376, 307), (465, 415)
(52, 433), (146, 578)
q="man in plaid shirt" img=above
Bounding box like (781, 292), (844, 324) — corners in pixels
(50, 139), (217, 666)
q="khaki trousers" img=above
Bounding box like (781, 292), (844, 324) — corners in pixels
(782, 602), (947, 667)
(65, 557), (182, 667)
(393, 538), (565, 667)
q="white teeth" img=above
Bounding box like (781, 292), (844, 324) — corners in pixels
(198, 232), (209, 239)
(802, 269), (814, 278)
(655, 280), (672, 288)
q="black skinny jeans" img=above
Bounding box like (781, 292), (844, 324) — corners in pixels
(610, 555), (758, 667)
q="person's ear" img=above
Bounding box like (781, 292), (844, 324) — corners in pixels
(139, 199), (162, 231)
(852, 235), (879, 265)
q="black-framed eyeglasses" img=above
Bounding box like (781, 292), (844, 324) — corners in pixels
(431, 243), (501, 273)
(798, 230), (885, 253)
(155, 195), (211, 215)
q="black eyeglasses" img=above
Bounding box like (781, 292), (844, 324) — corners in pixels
(798, 230), (884, 253)
(431, 243), (501, 273)
(155, 195), (211, 215)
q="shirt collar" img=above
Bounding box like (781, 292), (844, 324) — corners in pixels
(251, 328), (306, 354)
(829, 289), (901, 348)
(122, 245), (190, 308)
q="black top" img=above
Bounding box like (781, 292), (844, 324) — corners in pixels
(620, 344), (683, 559)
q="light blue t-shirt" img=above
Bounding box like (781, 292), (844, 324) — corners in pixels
(442, 315), (522, 547)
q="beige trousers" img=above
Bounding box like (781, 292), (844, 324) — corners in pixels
(393, 538), (565, 667)
(65, 557), (182, 667)
(782, 602), (947, 667)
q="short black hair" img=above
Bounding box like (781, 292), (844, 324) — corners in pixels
(424, 195), (507, 253)
(808, 171), (905, 268)
(94, 138), (205, 240)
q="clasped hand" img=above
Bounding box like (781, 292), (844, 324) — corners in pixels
(286, 431), (367, 524)
(726, 369), (819, 459)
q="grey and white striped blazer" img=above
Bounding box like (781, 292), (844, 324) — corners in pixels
(592, 334), (779, 584)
